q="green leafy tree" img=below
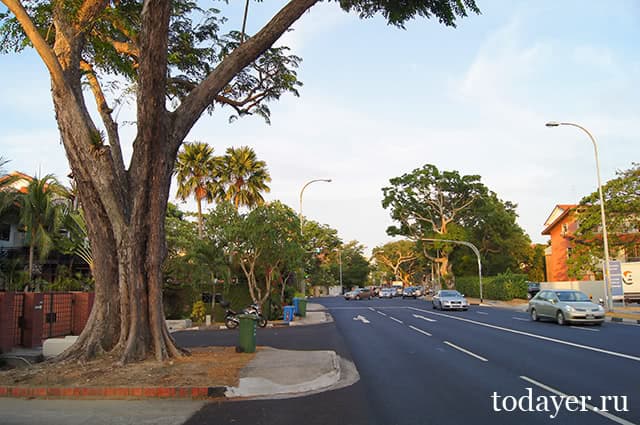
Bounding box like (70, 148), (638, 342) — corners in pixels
(232, 201), (304, 308)
(372, 240), (419, 286)
(175, 142), (222, 238)
(567, 163), (640, 279)
(451, 192), (533, 276)
(219, 146), (271, 209)
(338, 241), (371, 290)
(382, 164), (486, 287)
(18, 174), (66, 281)
(0, 0), (479, 363)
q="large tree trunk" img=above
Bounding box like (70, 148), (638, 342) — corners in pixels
(5, 0), (320, 364)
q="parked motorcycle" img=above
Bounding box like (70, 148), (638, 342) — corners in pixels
(221, 301), (268, 329)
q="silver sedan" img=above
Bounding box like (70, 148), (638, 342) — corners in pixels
(528, 290), (604, 325)
(432, 290), (469, 311)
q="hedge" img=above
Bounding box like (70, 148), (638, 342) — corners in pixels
(454, 270), (528, 301)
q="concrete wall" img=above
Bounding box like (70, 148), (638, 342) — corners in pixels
(540, 281), (605, 302)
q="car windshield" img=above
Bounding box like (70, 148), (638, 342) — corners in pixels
(440, 291), (461, 297)
(555, 291), (590, 302)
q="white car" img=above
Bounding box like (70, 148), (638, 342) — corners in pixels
(379, 288), (395, 299)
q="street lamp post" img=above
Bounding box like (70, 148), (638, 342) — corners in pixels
(334, 248), (343, 295)
(298, 178), (332, 293)
(421, 238), (483, 303)
(545, 121), (613, 311)
(299, 178), (332, 234)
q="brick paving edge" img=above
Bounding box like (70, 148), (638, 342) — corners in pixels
(0, 385), (228, 399)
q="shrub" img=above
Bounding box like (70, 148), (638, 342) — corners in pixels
(454, 270), (527, 301)
(191, 300), (207, 323)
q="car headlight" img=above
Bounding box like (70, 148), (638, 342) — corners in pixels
(564, 305), (575, 312)
(597, 305), (604, 312)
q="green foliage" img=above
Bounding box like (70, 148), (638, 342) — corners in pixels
(191, 300), (207, 323)
(0, 1), (304, 123)
(219, 146), (271, 209)
(454, 270), (528, 300)
(334, 0), (480, 28)
(47, 265), (92, 292)
(568, 163), (640, 279)
(372, 239), (418, 285)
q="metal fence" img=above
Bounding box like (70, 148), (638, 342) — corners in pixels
(42, 292), (74, 339)
(11, 292), (24, 346)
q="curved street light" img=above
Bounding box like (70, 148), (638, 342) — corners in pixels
(421, 238), (483, 303)
(545, 121), (613, 311)
(299, 178), (332, 234)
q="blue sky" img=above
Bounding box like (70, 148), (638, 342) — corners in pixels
(1, 1), (639, 253)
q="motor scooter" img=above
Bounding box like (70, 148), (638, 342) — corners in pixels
(221, 301), (268, 329)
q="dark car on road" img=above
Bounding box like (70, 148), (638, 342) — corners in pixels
(527, 282), (540, 299)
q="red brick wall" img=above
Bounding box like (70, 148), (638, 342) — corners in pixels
(0, 292), (12, 353)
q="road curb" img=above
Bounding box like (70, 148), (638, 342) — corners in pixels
(608, 316), (640, 324)
(0, 385), (228, 400)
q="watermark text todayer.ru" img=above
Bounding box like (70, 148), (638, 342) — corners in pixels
(491, 388), (629, 419)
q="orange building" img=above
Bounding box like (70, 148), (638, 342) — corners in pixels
(541, 204), (578, 282)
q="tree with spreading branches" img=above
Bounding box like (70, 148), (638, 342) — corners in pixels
(0, 0), (479, 363)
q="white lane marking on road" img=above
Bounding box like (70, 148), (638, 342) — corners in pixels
(477, 311), (489, 315)
(520, 376), (636, 425)
(353, 315), (370, 324)
(409, 325), (432, 337)
(407, 307), (640, 362)
(443, 341), (488, 362)
(412, 314), (437, 322)
(570, 326), (600, 332)
(368, 307), (375, 311)
(512, 317), (530, 321)
(389, 316), (404, 324)
(377, 311), (387, 317)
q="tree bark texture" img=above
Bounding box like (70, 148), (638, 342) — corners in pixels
(4, 0), (320, 363)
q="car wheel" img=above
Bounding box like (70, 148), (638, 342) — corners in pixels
(355, 295), (361, 300)
(530, 308), (539, 321)
(556, 311), (566, 325)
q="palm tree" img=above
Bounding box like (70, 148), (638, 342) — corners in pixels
(18, 174), (66, 281)
(174, 142), (222, 238)
(220, 146), (271, 209)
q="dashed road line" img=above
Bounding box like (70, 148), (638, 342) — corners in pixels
(512, 317), (529, 322)
(389, 316), (404, 324)
(409, 325), (432, 337)
(407, 307), (640, 362)
(477, 311), (489, 315)
(570, 326), (600, 332)
(377, 311), (388, 317)
(520, 376), (635, 425)
(443, 341), (488, 362)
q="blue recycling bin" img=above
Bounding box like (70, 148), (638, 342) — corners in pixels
(283, 306), (295, 323)
(293, 298), (300, 315)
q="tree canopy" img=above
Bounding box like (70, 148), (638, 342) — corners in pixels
(0, 0), (480, 363)
(567, 163), (640, 279)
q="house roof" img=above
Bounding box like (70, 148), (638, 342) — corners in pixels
(0, 171), (34, 194)
(541, 204), (577, 235)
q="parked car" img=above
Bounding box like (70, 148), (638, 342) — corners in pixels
(379, 288), (395, 299)
(344, 287), (372, 300)
(432, 290), (469, 310)
(402, 286), (422, 299)
(528, 290), (605, 325)
(527, 282), (540, 299)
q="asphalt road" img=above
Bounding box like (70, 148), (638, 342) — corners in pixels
(320, 296), (640, 425)
(2, 297), (638, 425)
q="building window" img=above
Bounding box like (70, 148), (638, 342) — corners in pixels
(561, 223), (569, 235)
(0, 223), (10, 241)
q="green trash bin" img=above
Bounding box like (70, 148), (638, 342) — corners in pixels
(236, 314), (257, 353)
(296, 298), (308, 317)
